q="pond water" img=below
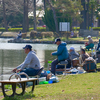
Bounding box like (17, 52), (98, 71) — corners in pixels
(0, 38), (85, 80)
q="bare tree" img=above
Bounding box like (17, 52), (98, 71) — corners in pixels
(46, 0), (59, 34)
(2, 0), (8, 31)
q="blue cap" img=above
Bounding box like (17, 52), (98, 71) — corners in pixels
(54, 38), (61, 44)
(23, 45), (32, 49)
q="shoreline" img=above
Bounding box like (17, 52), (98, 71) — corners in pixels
(7, 38), (98, 44)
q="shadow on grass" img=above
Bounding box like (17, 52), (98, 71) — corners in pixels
(2, 92), (36, 100)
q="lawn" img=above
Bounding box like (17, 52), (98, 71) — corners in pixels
(1, 69), (100, 100)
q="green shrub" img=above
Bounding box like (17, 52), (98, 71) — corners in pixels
(92, 27), (100, 30)
(0, 27), (6, 31)
(8, 28), (23, 32)
(37, 27), (46, 32)
(0, 27), (46, 32)
(29, 27), (46, 32)
(73, 27), (100, 31)
(72, 27), (80, 30)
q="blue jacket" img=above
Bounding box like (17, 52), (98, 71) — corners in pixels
(52, 42), (68, 61)
(97, 39), (100, 50)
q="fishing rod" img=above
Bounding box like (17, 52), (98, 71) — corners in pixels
(40, 60), (48, 63)
(0, 71), (14, 76)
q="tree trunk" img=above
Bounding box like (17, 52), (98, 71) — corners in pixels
(44, 0), (46, 10)
(26, 0), (29, 31)
(46, 0), (59, 34)
(23, 0), (27, 32)
(91, 3), (94, 27)
(80, 0), (87, 29)
(33, 0), (37, 31)
(3, 0), (8, 31)
(23, 0), (29, 32)
(87, 0), (89, 29)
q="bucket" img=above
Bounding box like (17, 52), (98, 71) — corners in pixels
(39, 77), (46, 83)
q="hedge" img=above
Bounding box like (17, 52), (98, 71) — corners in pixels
(0, 27), (46, 32)
(73, 27), (100, 31)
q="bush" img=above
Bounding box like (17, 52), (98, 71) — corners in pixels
(92, 27), (100, 30)
(8, 28), (23, 32)
(0, 27), (46, 32)
(37, 27), (46, 32)
(72, 27), (80, 30)
(41, 32), (54, 38)
(0, 27), (6, 31)
(22, 33), (27, 38)
(30, 31), (37, 39)
(73, 27), (100, 31)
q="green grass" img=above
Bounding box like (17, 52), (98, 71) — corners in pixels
(1, 71), (100, 100)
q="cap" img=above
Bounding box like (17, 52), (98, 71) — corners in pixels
(23, 45), (32, 49)
(70, 47), (75, 50)
(54, 38), (61, 44)
(87, 35), (91, 38)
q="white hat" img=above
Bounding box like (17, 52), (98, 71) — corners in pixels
(70, 47), (75, 50)
(87, 35), (91, 38)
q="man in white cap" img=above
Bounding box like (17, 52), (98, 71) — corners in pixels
(69, 47), (79, 60)
(85, 35), (94, 51)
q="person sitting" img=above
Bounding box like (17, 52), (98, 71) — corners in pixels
(80, 48), (89, 63)
(51, 38), (69, 75)
(12, 45), (41, 77)
(70, 31), (74, 38)
(85, 35), (94, 51)
(69, 47), (79, 60)
(17, 31), (22, 39)
(96, 39), (100, 54)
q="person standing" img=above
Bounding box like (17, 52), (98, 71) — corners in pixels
(12, 45), (41, 77)
(51, 38), (69, 75)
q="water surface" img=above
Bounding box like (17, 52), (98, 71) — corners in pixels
(0, 38), (85, 80)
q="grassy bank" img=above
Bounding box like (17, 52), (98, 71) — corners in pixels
(1, 71), (100, 100)
(1, 62), (100, 100)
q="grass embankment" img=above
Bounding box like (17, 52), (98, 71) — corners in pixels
(31, 37), (99, 42)
(0, 62), (100, 100)
(1, 71), (100, 100)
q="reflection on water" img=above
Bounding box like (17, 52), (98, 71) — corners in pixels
(0, 38), (85, 80)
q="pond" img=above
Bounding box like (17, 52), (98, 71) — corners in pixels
(0, 38), (85, 80)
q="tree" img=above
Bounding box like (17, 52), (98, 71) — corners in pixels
(46, 0), (59, 34)
(33, 0), (37, 31)
(42, 9), (72, 32)
(23, 0), (29, 32)
(2, 0), (8, 31)
(43, 0), (82, 33)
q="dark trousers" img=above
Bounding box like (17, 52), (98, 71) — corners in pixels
(20, 68), (40, 78)
(51, 59), (59, 75)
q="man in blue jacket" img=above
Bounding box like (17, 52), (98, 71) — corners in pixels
(51, 38), (69, 75)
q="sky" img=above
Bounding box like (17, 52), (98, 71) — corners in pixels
(37, 0), (43, 6)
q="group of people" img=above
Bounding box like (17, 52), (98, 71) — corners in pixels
(12, 35), (99, 77)
(51, 38), (91, 75)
